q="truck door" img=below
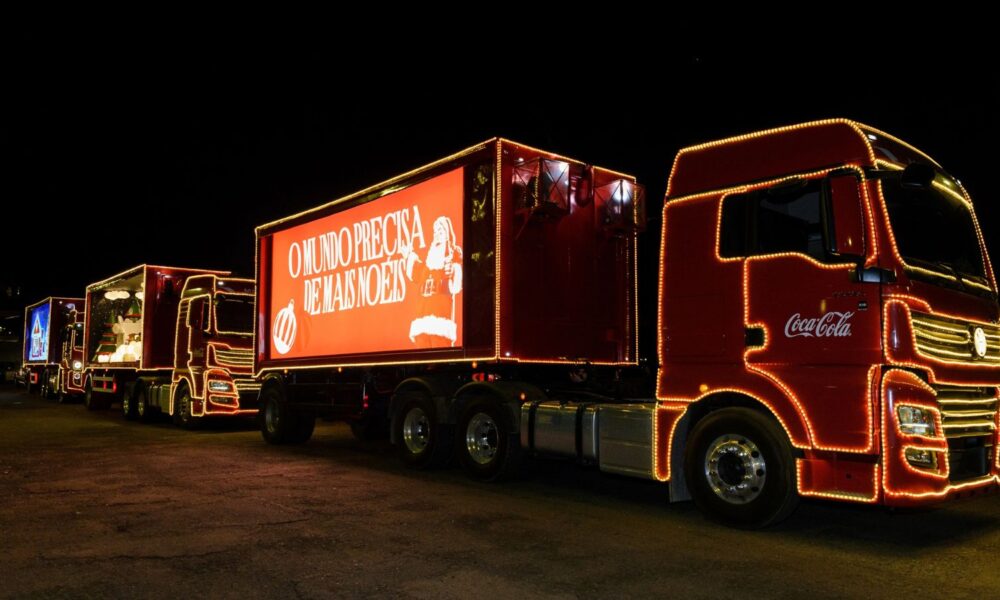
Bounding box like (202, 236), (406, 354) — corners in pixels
(720, 174), (880, 451)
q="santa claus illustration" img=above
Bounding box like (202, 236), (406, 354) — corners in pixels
(402, 215), (462, 347)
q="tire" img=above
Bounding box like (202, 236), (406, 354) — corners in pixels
(259, 386), (314, 444)
(173, 385), (200, 430)
(455, 397), (521, 481)
(57, 372), (71, 404)
(122, 388), (138, 420)
(684, 407), (799, 528)
(39, 372), (50, 399)
(135, 386), (153, 423)
(84, 380), (104, 411)
(392, 392), (452, 469)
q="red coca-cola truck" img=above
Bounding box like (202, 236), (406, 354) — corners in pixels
(22, 296), (85, 400)
(255, 122), (1000, 526)
(83, 265), (258, 427)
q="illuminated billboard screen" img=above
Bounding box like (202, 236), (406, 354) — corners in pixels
(268, 168), (464, 360)
(27, 303), (51, 362)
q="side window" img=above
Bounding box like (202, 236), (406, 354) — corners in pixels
(719, 180), (829, 261)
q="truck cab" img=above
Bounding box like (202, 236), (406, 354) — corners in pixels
(57, 311), (86, 400)
(22, 297), (85, 401)
(168, 275), (258, 425)
(658, 120), (999, 523)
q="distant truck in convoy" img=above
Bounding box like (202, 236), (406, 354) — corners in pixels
(22, 296), (86, 400)
(260, 121), (995, 526)
(83, 265), (258, 427)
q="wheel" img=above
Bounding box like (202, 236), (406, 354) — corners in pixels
(173, 385), (200, 430)
(84, 380), (104, 411)
(684, 407), (799, 528)
(122, 388), (138, 420)
(259, 386), (314, 444)
(57, 372), (71, 404)
(456, 397), (521, 481)
(39, 372), (50, 399)
(136, 386), (153, 423)
(392, 392), (452, 469)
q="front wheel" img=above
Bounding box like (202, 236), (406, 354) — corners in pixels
(84, 380), (104, 411)
(259, 387), (314, 444)
(685, 407), (799, 528)
(173, 385), (200, 430)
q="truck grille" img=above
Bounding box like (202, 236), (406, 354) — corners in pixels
(933, 383), (997, 482)
(214, 347), (254, 368)
(234, 378), (261, 393)
(911, 312), (1000, 364)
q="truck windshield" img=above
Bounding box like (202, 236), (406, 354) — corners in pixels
(881, 173), (992, 295)
(214, 295), (254, 334)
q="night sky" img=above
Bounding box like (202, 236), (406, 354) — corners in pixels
(3, 24), (997, 310)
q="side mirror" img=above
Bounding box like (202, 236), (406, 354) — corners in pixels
(826, 175), (865, 259)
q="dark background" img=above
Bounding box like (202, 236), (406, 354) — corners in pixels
(3, 22), (996, 312)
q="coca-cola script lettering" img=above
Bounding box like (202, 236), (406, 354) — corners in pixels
(784, 311), (854, 338)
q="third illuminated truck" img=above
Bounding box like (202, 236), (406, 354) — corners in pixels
(83, 265), (258, 427)
(253, 122), (1000, 526)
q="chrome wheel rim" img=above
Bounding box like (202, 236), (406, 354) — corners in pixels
(122, 395), (131, 415)
(704, 434), (767, 504)
(465, 412), (498, 465)
(402, 407), (430, 454)
(137, 396), (145, 416)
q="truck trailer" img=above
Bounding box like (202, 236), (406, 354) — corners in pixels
(254, 122), (1000, 526)
(22, 296), (85, 400)
(83, 265), (258, 427)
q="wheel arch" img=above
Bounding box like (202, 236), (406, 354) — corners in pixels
(681, 390), (808, 453)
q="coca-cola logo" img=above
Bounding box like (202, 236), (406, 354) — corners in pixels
(784, 311), (854, 338)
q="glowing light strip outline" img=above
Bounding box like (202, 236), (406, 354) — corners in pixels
(659, 387), (810, 449)
(795, 459), (880, 503)
(860, 125), (942, 167)
(872, 159), (998, 292)
(880, 368), (999, 499)
(22, 297), (85, 368)
(256, 141), (496, 233)
(658, 165), (879, 454)
(885, 298), (1000, 368)
(665, 118), (878, 197)
(495, 140), (503, 358)
(253, 139), (641, 374)
(84, 265), (230, 373)
(170, 275), (256, 416)
(651, 404), (687, 482)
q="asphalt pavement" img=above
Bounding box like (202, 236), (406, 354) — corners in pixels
(1, 386), (998, 599)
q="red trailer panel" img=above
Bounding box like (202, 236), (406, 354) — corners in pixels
(255, 139), (642, 373)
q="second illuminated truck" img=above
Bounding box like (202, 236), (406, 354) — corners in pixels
(83, 265), (258, 426)
(22, 296), (86, 400)
(253, 123), (999, 526)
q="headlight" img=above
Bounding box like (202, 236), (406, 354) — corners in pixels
(72, 360), (83, 371)
(208, 380), (234, 393)
(897, 405), (935, 436)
